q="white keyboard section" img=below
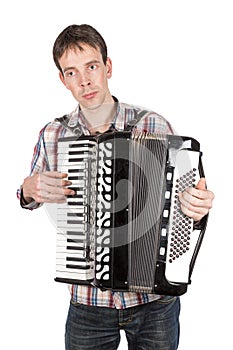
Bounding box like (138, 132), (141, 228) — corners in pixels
(55, 139), (97, 282)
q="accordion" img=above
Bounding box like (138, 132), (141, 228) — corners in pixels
(55, 131), (208, 296)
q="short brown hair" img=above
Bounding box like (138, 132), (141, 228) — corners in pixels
(53, 24), (108, 74)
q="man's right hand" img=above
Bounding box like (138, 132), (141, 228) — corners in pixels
(22, 171), (75, 204)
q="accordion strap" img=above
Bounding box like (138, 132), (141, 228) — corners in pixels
(55, 115), (83, 137)
(124, 109), (148, 131)
(55, 108), (148, 135)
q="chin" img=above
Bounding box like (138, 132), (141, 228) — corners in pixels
(86, 103), (102, 110)
(81, 100), (106, 112)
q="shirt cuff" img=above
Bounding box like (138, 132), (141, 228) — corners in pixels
(19, 187), (41, 210)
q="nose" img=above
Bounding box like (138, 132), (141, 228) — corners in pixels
(80, 72), (91, 87)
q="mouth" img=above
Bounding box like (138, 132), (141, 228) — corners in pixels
(82, 91), (98, 100)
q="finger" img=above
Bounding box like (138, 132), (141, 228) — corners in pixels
(37, 187), (75, 203)
(195, 177), (207, 190)
(179, 203), (206, 221)
(179, 193), (206, 213)
(179, 188), (213, 210)
(40, 179), (73, 192)
(179, 177), (206, 200)
(35, 180), (75, 202)
(179, 191), (212, 221)
(43, 171), (68, 179)
(39, 173), (70, 187)
(183, 186), (212, 201)
(42, 192), (67, 203)
(40, 183), (75, 195)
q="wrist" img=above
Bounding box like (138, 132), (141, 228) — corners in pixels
(20, 187), (33, 206)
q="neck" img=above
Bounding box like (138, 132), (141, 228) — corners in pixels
(81, 100), (117, 134)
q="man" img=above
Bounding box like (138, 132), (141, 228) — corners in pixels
(18, 24), (214, 350)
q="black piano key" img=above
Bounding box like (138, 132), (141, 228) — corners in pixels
(67, 238), (84, 244)
(68, 176), (84, 181)
(69, 158), (89, 162)
(67, 220), (84, 224)
(67, 213), (84, 217)
(66, 264), (92, 270)
(67, 201), (85, 206)
(68, 150), (91, 155)
(67, 194), (84, 198)
(66, 246), (84, 250)
(67, 186), (83, 191)
(69, 143), (94, 148)
(66, 231), (85, 236)
(67, 257), (88, 262)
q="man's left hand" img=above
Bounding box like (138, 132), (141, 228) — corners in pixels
(178, 177), (214, 221)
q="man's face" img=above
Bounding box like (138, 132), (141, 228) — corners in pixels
(58, 44), (113, 110)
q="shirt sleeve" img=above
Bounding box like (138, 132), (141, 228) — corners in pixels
(17, 123), (51, 210)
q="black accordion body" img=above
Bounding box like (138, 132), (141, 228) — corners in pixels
(55, 131), (207, 296)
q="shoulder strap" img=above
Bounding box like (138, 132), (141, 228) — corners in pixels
(125, 109), (148, 131)
(55, 115), (83, 137)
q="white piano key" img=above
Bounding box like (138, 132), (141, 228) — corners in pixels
(55, 268), (94, 281)
(60, 172), (87, 179)
(58, 163), (87, 171)
(57, 222), (86, 230)
(57, 202), (86, 210)
(58, 153), (95, 161)
(66, 179), (86, 186)
(58, 205), (87, 212)
(62, 146), (96, 153)
(58, 139), (96, 149)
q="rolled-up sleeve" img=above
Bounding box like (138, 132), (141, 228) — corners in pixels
(16, 122), (54, 210)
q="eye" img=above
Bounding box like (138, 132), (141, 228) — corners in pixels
(64, 70), (77, 78)
(89, 65), (97, 71)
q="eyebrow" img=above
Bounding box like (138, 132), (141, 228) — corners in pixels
(63, 60), (101, 74)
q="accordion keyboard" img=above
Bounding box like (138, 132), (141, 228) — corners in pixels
(55, 139), (97, 282)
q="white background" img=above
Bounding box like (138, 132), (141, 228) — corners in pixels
(0, 0), (232, 349)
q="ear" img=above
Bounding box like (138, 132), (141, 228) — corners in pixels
(106, 57), (113, 78)
(59, 71), (69, 89)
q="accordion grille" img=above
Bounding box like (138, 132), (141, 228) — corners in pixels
(128, 134), (167, 292)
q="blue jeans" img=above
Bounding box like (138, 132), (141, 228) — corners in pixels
(65, 295), (180, 350)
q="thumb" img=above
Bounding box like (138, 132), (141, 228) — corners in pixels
(195, 177), (206, 190)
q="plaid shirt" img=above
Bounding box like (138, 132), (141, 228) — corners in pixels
(17, 99), (173, 309)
